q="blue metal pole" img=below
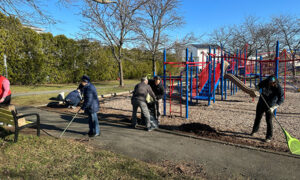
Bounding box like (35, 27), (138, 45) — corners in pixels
(213, 48), (216, 103)
(208, 46), (212, 106)
(196, 57), (199, 101)
(163, 49), (167, 116)
(190, 53), (193, 103)
(186, 48), (189, 119)
(275, 41), (279, 78)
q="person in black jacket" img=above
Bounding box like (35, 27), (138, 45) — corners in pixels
(131, 77), (156, 131)
(251, 75), (284, 142)
(148, 76), (164, 122)
(80, 75), (100, 137)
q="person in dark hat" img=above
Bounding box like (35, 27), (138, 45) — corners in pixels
(251, 75), (284, 142)
(80, 75), (100, 137)
(148, 76), (164, 122)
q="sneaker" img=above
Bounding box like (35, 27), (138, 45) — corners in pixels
(89, 133), (100, 137)
(147, 127), (153, 132)
(264, 138), (271, 143)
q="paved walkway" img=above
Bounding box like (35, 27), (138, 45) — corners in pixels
(19, 106), (300, 180)
(12, 85), (134, 97)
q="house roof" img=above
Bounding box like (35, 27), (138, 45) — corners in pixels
(190, 44), (220, 49)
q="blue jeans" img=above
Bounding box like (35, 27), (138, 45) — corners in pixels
(88, 113), (100, 135)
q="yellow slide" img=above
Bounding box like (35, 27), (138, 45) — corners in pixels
(224, 74), (258, 98)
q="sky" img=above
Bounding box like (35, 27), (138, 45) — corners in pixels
(39, 0), (300, 41)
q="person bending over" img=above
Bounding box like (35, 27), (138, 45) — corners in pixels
(131, 77), (156, 131)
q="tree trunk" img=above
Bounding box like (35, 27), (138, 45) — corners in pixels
(152, 54), (156, 76)
(118, 61), (124, 87)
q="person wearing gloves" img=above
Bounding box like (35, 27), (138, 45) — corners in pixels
(131, 77), (157, 131)
(251, 75), (284, 142)
(80, 75), (100, 137)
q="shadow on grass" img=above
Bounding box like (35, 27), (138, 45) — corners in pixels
(0, 126), (14, 142)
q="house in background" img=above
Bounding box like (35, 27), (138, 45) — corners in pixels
(182, 44), (221, 62)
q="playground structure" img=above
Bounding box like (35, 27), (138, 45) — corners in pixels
(162, 41), (300, 119)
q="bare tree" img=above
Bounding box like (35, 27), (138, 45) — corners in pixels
(137, 0), (183, 75)
(256, 23), (277, 58)
(209, 26), (233, 49)
(0, 0), (55, 25)
(171, 33), (198, 61)
(272, 15), (300, 77)
(82, 0), (147, 86)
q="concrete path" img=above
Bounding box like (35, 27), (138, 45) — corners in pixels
(19, 106), (300, 180)
(12, 84), (134, 97)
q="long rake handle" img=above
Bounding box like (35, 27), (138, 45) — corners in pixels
(59, 109), (80, 138)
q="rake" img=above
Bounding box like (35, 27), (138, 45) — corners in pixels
(260, 94), (300, 155)
(59, 109), (80, 138)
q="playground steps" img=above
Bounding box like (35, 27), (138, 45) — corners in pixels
(192, 63), (221, 101)
(192, 79), (220, 100)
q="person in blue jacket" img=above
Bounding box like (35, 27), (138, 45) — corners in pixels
(65, 89), (82, 109)
(80, 75), (100, 137)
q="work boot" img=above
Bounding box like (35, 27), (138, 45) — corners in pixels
(131, 124), (137, 129)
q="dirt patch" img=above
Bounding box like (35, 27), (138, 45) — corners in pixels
(158, 160), (206, 179)
(179, 123), (219, 137)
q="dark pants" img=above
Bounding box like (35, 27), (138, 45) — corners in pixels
(252, 102), (273, 139)
(0, 95), (11, 107)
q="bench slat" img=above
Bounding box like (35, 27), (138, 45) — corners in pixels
(0, 111), (14, 119)
(0, 117), (14, 125)
(0, 108), (13, 115)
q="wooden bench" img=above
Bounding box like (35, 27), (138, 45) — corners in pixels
(0, 105), (40, 142)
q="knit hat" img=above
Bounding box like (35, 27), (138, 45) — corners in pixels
(81, 75), (90, 83)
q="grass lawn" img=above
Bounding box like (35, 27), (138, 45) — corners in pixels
(11, 79), (139, 94)
(11, 79), (139, 106)
(0, 129), (202, 180)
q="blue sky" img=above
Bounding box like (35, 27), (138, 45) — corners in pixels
(41, 0), (300, 41)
